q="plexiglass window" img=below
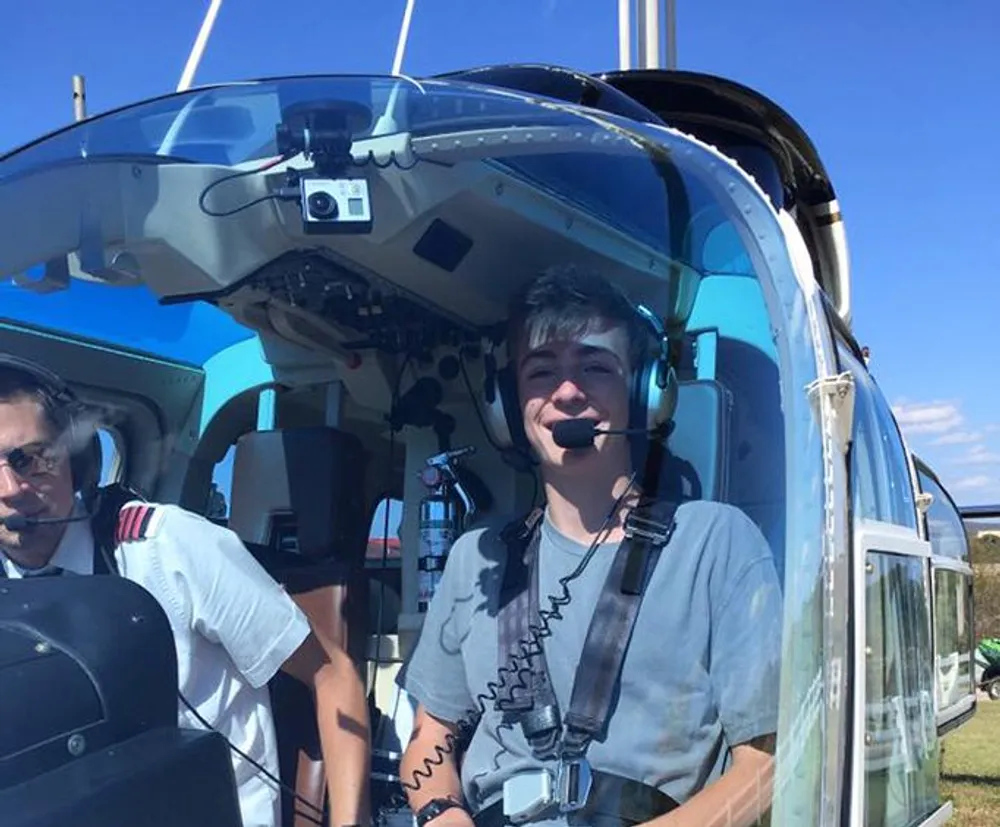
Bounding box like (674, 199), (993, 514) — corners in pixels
(96, 427), (123, 486)
(864, 552), (939, 827)
(841, 345), (918, 529)
(916, 461), (975, 720)
(870, 382), (918, 530)
(932, 569), (974, 713)
(917, 466), (970, 562)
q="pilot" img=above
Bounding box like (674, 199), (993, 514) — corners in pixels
(0, 355), (370, 827)
(398, 265), (783, 827)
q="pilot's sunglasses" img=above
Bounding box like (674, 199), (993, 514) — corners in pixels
(0, 443), (63, 478)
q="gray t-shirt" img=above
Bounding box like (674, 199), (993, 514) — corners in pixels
(398, 499), (783, 818)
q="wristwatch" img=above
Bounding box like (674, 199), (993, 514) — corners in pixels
(415, 797), (466, 827)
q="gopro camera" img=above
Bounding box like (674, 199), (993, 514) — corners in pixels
(300, 177), (373, 235)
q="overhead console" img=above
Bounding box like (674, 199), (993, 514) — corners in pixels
(0, 74), (710, 386)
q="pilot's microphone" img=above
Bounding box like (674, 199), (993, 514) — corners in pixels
(0, 512), (90, 531)
(552, 419), (653, 449)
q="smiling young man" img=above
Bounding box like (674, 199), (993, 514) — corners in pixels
(398, 265), (784, 827)
(0, 355), (370, 827)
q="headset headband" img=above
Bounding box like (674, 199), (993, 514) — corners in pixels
(0, 353), (77, 403)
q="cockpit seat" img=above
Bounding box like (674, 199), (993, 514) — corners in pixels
(651, 379), (732, 504)
(227, 426), (370, 827)
(664, 376), (785, 586)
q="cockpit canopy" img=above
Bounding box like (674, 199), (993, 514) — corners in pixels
(0, 74), (777, 362)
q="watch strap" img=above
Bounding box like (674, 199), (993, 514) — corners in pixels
(416, 798), (465, 827)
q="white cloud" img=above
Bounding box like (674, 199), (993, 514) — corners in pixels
(955, 445), (1000, 465)
(892, 400), (963, 435)
(884, 398), (1000, 504)
(950, 474), (993, 491)
(936, 473), (1000, 507)
(933, 430), (983, 446)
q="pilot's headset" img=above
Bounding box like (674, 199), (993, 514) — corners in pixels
(0, 354), (103, 508)
(481, 282), (678, 456)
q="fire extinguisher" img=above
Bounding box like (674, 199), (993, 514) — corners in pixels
(417, 445), (476, 613)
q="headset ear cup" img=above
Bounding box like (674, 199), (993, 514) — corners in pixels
(483, 362), (513, 449)
(482, 361), (529, 454)
(646, 362), (677, 431)
(498, 365), (529, 452)
(630, 357), (677, 432)
(629, 358), (653, 433)
(629, 358), (677, 491)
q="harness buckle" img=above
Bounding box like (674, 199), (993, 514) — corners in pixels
(502, 770), (555, 824)
(623, 510), (671, 546)
(556, 757), (593, 813)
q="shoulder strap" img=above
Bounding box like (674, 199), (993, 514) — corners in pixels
(496, 500), (678, 762)
(496, 509), (563, 757)
(561, 500), (677, 758)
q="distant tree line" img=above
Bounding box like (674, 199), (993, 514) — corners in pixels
(971, 533), (1000, 640)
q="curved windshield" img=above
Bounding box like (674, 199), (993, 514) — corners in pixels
(0, 277), (255, 366)
(0, 74), (831, 827)
(1, 77), (419, 173)
(1, 75), (656, 176)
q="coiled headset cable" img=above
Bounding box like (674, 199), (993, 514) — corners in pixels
(398, 474), (637, 796)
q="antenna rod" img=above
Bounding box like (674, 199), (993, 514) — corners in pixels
(634, 0), (675, 70)
(646, 0), (661, 68)
(72, 75), (87, 122)
(618, 0), (632, 70)
(666, 0), (677, 69)
(391, 0), (417, 75)
(177, 0), (224, 92)
(636, 0), (661, 68)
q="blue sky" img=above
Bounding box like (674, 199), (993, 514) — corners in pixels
(2, 1), (998, 504)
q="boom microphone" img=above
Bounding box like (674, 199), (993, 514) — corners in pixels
(551, 419), (655, 449)
(0, 512), (91, 531)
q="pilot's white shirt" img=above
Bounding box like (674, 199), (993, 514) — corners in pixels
(1, 501), (312, 827)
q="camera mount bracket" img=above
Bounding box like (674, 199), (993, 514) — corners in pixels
(275, 100), (375, 235)
(276, 99), (371, 178)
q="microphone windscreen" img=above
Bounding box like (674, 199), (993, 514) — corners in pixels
(1, 515), (28, 531)
(552, 419), (599, 449)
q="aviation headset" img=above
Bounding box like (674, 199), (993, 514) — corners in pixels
(482, 291), (678, 452)
(0, 353), (103, 503)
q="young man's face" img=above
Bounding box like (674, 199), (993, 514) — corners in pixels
(0, 396), (77, 567)
(515, 321), (633, 474)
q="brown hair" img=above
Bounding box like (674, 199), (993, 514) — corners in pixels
(506, 263), (647, 368)
(0, 364), (78, 443)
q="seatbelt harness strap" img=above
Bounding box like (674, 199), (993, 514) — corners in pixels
(562, 503), (674, 758)
(497, 509), (562, 755)
(496, 500), (677, 762)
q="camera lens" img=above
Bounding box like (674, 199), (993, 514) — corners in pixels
(307, 191), (338, 220)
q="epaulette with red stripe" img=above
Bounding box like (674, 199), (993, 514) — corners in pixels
(115, 503), (161, 545)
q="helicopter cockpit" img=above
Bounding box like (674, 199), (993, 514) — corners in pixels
(0, 67), (974, 827)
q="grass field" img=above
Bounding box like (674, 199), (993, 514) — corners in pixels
(940, 698), (1000, 826)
